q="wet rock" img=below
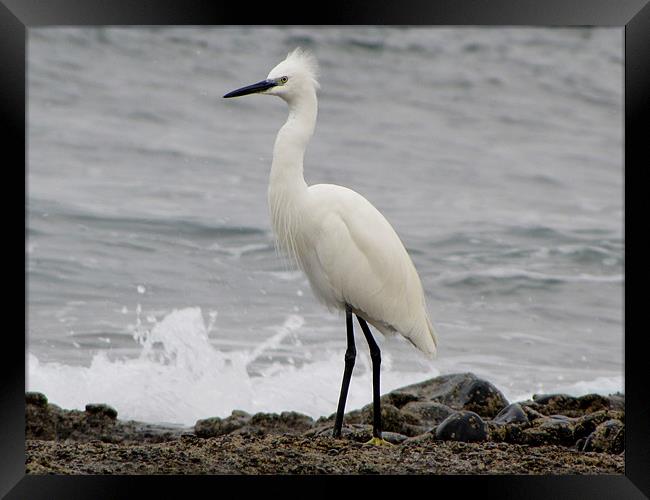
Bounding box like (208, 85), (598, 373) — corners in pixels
(341, 424), (372, 443)
(435, 411), (488, 442)
(127, 422), (191, 443)
(303, 423), (337, 438)
(25, 381), (626, 457)
(607, 393), (625, 412)
(486, 421), (526, 444)
(315, 407), (364, 426)
(198, 411), (315, 437)
(521, 416), (575, 447)
(26, 393), (189, 443)
(304, 423), (372, 442)
(573, 409), (625, 441)
(26, 392), (56, 440)
(403, 432), (436, 446)
(400, 401), (455, 428)
(581, 419), (624, 454)
(521, 405), (548, 424)
(493, 403), (529, 425)
(458, 378), (509, 418)
(247, 411), (314, 435)
(195, 417), (225, 438)
(576, 394), (615, 414)
(490, 405), (626, 450)
(25, 430), (626, 475)
(195, 410), (252, 438)
(359, 403), (425, 437)
(305, 423), (407, 445)
(392, 373), (508, 418)
(526, 393), (614, 418)
(85, 404), (118, 420)
(379, 391), (421, 409)
(531, 393), (574, 406)
(487, 403), (530, 444)
(382, 432), (409, 444)
(26, 392), (48, 407)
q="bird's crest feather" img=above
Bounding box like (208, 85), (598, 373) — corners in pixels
(284, 47), (320, 89)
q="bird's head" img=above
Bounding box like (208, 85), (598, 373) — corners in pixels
(223, 47), (320, 102)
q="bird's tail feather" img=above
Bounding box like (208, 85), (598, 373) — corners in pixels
(412, 311), (438, 358)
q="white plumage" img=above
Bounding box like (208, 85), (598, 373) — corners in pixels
(224, 48), (438, 441)
(262, 48), (437, 356)
(276, 182), (438, 356)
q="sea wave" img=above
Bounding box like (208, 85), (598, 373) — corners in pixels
(27, 307), (440, 425)
(437, 267), (623, 288)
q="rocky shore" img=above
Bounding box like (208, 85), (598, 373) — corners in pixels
(25, 372), (625, 474)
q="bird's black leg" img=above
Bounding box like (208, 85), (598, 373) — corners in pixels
(356, 316), (382, 439)
(333, 304), (356, 438)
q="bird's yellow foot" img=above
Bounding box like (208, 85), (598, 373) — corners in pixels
(364, 436), (393, 446)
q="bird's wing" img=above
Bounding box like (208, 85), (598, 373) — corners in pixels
(307, 184), (437, 355)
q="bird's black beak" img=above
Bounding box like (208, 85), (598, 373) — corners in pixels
(223, 79), (277, 98)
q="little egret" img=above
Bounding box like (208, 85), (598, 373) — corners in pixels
(224, 48), (438, 444)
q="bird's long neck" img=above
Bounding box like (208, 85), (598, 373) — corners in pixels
(268, 87), (317, 264)
(269, 88), (317, 197)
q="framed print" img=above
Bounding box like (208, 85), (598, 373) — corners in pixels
(4, 0), (649, 497)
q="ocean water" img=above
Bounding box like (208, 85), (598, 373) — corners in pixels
(27, 27), (624, 426)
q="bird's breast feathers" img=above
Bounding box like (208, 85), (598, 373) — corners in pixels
(271, 183), (437, 355)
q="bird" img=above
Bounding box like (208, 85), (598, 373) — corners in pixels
(224, 48), (438, 445)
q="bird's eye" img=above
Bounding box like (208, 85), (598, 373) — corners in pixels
(280, 76), (288, 84)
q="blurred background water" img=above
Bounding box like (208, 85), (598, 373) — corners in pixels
(26, 27), (624, 426)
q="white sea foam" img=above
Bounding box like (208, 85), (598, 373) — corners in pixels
(27, 307), (440, 426)
(503, 374), (624, 404)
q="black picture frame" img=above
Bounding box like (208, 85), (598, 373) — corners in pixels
(4, 0), (648, 497)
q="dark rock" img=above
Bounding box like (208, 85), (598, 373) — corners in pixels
(382, 432), (409, 444)
(521, 405), (548, 423)
(486, 421), (526, 444)
(248, 411), (314, 434)
(304, 423), (372, 442)
(302, 423), (336, 438)
(403, 432), (436, 446)
(307, 423), (407, 445)
(129, 422), (189, 443)
(576, 394), (613, 413)
(197, 410), (314, 438)
(573, 409), (625, 441)
(26, 392), (48, 407)
(359, 403), (424, 437)
(521, 417), (575, 447)
(607, 393), (625, 412)
(435, 411), (488, 442)
(195, 410), (252, 438)
(85, 404), (118, 420)
(392, 373), (508, 418)
(493, 403), (529, 425)
(194, 417), (225, 438)
(459, 378), (509, 418)
(347, 426), (372, 442)
(401, 401), (455, 427)
(532, 393), (574, 406)
(539, 417), (575, 443)
(379, 391), (421, 409)
(527, 393), (615, 418)
(26, 393), (190, 443)
(26, 393), (56, 440)
(582, 419), (624, 454)
(180, 433), (199, 445)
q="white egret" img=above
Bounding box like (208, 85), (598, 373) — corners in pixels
(224, 48), (438, 444)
